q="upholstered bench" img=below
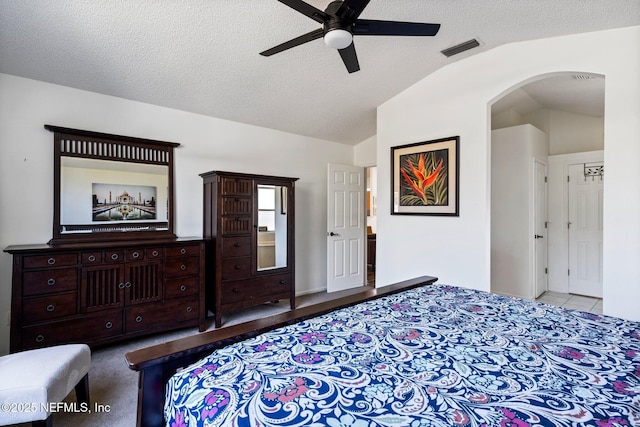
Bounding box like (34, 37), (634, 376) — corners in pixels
(0, 344), (91, 427)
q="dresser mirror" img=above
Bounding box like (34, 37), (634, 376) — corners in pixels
(46, 125), (179, 243)
(257, 185), (288, 270)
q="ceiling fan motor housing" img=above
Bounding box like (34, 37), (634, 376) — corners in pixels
(324, 18), (353, 49)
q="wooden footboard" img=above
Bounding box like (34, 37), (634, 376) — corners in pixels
(125, 275), (437, 427)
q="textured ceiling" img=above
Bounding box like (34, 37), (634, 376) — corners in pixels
(1, 1), (638, 145)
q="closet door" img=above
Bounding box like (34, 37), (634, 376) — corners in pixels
(568, 163), (603, 298)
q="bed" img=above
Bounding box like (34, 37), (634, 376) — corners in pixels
(126, 276), (640, 426)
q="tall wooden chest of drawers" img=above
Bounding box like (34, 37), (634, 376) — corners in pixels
(201, 171), (297, 328)
(5, 239), (205, 352)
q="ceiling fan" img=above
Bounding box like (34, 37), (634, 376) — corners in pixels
(260, 0), (441, 73)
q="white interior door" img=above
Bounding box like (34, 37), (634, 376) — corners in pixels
(327, 164), (365, 293)
(568, 163), (603, 297)
(534, 160), (548, 298)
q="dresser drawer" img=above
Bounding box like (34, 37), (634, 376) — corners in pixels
(221, 236), (251, 258)
(146, 247), (163, 259)
(220, 177), (252, 196)
(23, 269), (77, 296)
(23, 293), (77, 324)
(164, 257), (199, 277)
(126, 296), (198, 333)
(221, 197), (252, 216)
(221, 217), (252, 235)
(221, 257), (252, 281)
(165, 277), (199, 298)
(166, 244), (200, 258)
(221, 274), (291, 305)
(104, 250), (126, 263)
(21, 311), (123, 350)
(81, 251), (103, 264)
(23, 253), (77, 269)
(127, 249), (146, 261)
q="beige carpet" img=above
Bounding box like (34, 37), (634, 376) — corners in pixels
(36, 286), (371, 426)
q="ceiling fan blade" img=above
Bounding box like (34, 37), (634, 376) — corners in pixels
(276, 0), (329, 24)
(338, 43), (360, 73)
(335, 0), (370, 22)
(260, 28), (324, 56)
(353, 19), (440, 36)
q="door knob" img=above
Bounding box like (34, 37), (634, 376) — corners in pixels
(329, 232), (340, 237)
(534, 234), (544, 239)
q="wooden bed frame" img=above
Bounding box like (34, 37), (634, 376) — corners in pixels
(125, 275), (438, 427)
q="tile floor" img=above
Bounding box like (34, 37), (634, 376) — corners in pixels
(535, 291), (603, 314)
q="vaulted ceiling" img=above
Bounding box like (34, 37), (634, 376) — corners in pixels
(1, 1), (638, 144)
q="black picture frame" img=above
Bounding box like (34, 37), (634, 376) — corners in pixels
(391, 136), (459, 216)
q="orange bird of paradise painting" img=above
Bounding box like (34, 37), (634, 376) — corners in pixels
(400, 150), (448, 206)
(392, 136), (459, 215)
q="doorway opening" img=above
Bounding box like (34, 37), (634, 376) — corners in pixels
(489, 72), (605, 306)
(366, 166), (377, 286)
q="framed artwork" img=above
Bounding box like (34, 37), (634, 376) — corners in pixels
(391, 136), (459, 216)
(92, 183), (157, 222)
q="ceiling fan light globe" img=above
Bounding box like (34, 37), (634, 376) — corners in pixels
(324, 29), (352, 49)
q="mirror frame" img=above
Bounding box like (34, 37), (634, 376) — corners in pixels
(46, 125), (179, 244)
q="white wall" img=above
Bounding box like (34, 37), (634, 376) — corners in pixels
(354, 135), (377, 167)
(376, 26), (640, 322)
(491, 125), (548, 299)
(492, 107), (603, 156)
(548, 110), (604, 155)
(0, 74), (353, 355)
(492, 109), (525, 130)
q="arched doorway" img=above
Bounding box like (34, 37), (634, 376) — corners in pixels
(489, 72), (605, 313)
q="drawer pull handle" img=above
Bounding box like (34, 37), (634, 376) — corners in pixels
(234, 265), (241, 269)
(152, 250), (159, 257)
(280, 280), (286, 285)
(233, 243), (241, 248)
(125, 282), (132, 288)
(180, 264), (187, 271)
(180, 285), (187, 291)
(105, 321), (113, 329)
(47, 278), (56, 286)
(46, 304), (55, 312)
(48, 258), (56, 265)
(135, 315), (143, 323)
(180, 248), (187, 255)
(186, 306), (193, 313)
(132, 252), (140, 259)
(232, 288), (239, 293)
(118, 282), (125, 289)
(36, 334), (45, 343)
(88, 255), (96, 262)
(111, 253), (119, 261)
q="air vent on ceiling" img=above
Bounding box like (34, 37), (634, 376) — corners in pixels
(441, 38), (480, 57)
(573, 74), (596, 80)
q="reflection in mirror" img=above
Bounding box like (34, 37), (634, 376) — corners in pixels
(257, 185), (287, 270)
(46, 124), (178, 243)
(60, 157), (169, 234)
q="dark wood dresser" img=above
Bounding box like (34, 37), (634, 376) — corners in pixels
(5, 238), (205, 352)
(201, 171), (297, 328)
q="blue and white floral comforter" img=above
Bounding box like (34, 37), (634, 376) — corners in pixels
(165, 284), (640, 426)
